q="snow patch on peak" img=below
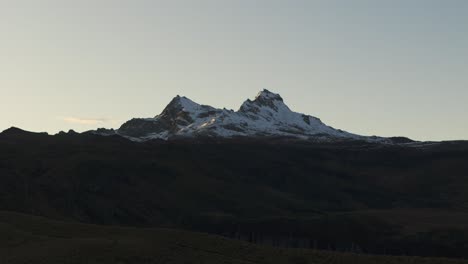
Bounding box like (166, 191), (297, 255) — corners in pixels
(114, 89), (390, 143)
(159, 95), (218, 121)
(176, 96), (202, 113)
(166, 95), (202, 112)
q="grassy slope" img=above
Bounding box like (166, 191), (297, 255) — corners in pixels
(2, 132), (468, 257)
(0, 211), (466, 264)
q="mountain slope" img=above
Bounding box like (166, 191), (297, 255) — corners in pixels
(1, 130), (468, 258)
(112, 90), (390, 142)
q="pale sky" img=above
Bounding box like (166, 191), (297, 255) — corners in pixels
(1, 0), (467, 141)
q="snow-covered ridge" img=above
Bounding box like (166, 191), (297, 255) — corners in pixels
(103, 89), (391, 143)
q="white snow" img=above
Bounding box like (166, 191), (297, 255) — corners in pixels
(178, 96), (203, 114)
(117, 90), (390, 143)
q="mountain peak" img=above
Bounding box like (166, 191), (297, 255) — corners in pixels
(111, 89), (387, 143)
(255, 89), (283, 102)
(159, 96), (203, 118)
(240, 89), (286, 113)
(169, 95), (200, 110)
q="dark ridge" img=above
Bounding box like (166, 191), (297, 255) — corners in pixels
(0, 127), (49, 137)
(388, 136), (415, 144)
(1, 126), (29, 135)
(1, 131), (468, 258)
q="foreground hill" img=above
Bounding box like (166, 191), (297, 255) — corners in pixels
(1, 128), (468, 258)
(0, 211), (466, 264)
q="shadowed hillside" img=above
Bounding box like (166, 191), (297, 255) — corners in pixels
(1, 129), (468, 258)
(0, 211), (467, 264)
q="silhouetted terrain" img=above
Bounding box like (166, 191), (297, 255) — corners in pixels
(1, 211), (467, 264)
(1, 127), (468, 259)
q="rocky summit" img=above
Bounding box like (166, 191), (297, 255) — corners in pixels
(94, 89), (395, 143)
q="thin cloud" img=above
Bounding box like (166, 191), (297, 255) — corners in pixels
(62, 117), (113, 125)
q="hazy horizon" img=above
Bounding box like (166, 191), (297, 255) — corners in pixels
(1, 0), (467, 141)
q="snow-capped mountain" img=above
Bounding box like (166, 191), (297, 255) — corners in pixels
(101, 89), (390, 143)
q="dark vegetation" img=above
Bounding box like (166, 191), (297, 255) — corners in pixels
(1, 127), (468, 260)
(0, 211), (466, 264)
